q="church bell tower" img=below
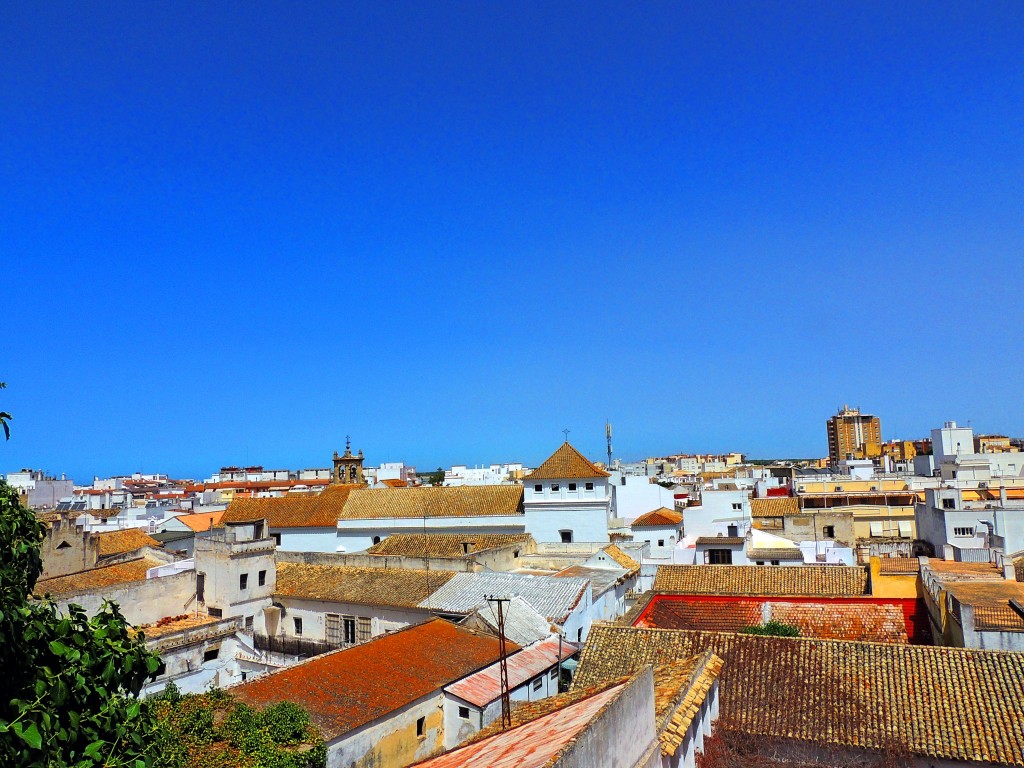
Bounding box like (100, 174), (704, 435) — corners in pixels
(333, 436), (366, 485)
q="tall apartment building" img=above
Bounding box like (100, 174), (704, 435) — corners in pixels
(826, 405), (882, 467)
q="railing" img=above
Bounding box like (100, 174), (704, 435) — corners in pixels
(952, 546), (993, 563)
(146, 616), (242, 652)
(254, 634), (351, 659)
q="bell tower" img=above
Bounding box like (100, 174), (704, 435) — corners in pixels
(333, 436), (366, 485)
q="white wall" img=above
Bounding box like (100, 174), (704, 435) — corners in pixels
(274, 596), (428, 643)
(277, 527), (339, 552)
(683, 490), (750, 540)
(611, 476), (678, 521)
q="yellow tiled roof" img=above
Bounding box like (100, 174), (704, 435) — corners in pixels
(366, 533), (533, 558)
(749, 497), (799, 518)
(602, 544), (640, 572)
(653, 565), (868, 596)
(221, 484), (360, 528)
(574, 625), (1024, 765)
(274, 562), (458, 609)
(96, 528), (162, 557)
(339, 485), (523, 520)
(35, 557), (162, 597)
(526, 442), (610, 480)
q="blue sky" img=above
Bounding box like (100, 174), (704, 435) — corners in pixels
(2, 2), (1022, 480)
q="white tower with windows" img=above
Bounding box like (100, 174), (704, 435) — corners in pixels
(523, 442), (612, 543)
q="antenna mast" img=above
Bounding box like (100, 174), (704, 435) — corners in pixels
(486, 594), (512, 729)
(606, 420), (613, 468)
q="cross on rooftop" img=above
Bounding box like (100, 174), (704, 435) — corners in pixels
(562, 428), (570, 442)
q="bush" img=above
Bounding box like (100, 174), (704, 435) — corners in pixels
(740, 620), (801, 637)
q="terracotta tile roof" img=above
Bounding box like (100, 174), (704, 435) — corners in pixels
(658, 652), (724, 756)
(366, 533), (533, 558)
(340, 484), (524, 520)
(220, 484), (360, 528)
(274, 563), (458, 609)
(574, 625), (1024, 765)
(525, 442), (610, 480)
(877, 557), (921, 574)
(749, 497), (799, 518)
(972, 605), (1024, 632)
(35, 557), (162, 597)
(653, 565), (869, 597)
(695, 536), (745, 546)
(416, 682), (626, 767)
(745, 547), (804, 561)
(380, 478), (408, 488)
(631, 508), (683, 527)
(96, 528), (163, 557)
(601, 544), (640, 571)
(232, 618), (516, 742)
(173, 510), (224, 532)
(444, 636), (575, 707)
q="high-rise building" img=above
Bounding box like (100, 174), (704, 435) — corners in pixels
(826, 405), (882, 467)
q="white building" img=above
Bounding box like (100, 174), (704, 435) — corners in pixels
(523, 442), (613, 544)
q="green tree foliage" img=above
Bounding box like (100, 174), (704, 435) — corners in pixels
(740, 619), (801, 637)
(152, 690), (326, 768)
(0, 480), (162, 767)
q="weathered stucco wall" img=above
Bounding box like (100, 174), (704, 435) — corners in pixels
(328, 690), (447, 768)
(53, 569), (197, 626)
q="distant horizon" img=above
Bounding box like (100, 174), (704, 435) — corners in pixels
(3, 414), (1017, 484)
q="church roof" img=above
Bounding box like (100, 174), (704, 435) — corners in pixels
(526, 442), (611, 480)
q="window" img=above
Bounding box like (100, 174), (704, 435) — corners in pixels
(822, 525), (835, 538)
(150, 660), (167, 681)
(258, 570), (267, 587)
(203, 647), (219, 662)
(458, 706), (470, 720)
(239, 573), (248, 590)
(942, 498), (956, 510)
(755, 561), (764, 566)
(293, 617), (303, 636)
(551, 483), (560, 492)
(550, 668), (559, 681)
(657, 539), (665, 547)
(416, 717), (426, 738)
(271, 532), (282, 547)
(954, 527), (975, 537)
(707, 549), (733, 565)
(534, 484), (543, 492)
(577, 628), (583, 642)
(326, 613), (341, 644)
(207, 606), (222, 618)
(513, 550), (520, 558)
(372, 536), (381, 545)
(532, 677), (543, 691)
(770, 560), (780, 566)
(357, 617), (372, 643)
(196, 573), (205, 603)
(731, 503), (742, 511)
(568, 483), (577, 491)
(585, 482), (594, 491)
(343, 616), (357, 644)
(559, 530), (573, 544)
(245, 615), (253, 632)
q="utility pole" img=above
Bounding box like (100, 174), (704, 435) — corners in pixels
(486, 595), (512, 729)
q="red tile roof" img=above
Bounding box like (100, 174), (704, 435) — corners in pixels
(637, 597), (908, 643)
(415, 682), (625, 767)
(231, 618), (517, 741)
(526, 442), (610, 480)
(632, 508), (683, 527)
(445, 636), (575, 708)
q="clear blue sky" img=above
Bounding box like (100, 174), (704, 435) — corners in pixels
(2, 2), (1022, 480)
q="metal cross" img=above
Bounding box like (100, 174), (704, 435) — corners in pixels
(562, 428), (570, 442)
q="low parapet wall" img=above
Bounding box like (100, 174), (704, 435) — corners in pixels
(275, 550), (479, 572)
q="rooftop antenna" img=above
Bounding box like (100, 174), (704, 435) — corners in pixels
(485, 594), (513, 729)
(606, 420), (613, 468)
